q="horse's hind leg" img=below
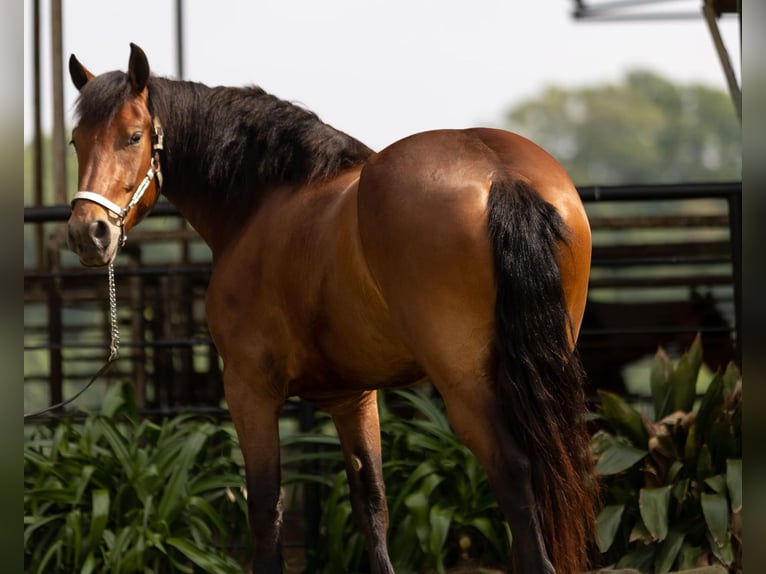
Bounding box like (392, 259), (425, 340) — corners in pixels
(438, 382), (555, 574)
(326, 391), (394, 574)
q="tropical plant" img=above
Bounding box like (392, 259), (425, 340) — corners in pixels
(591, 334), (742, 573)
(24, 381), (250, 574)
(282, 388), (510, 574)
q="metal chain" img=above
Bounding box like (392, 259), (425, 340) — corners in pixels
(107, 262), (120, 360)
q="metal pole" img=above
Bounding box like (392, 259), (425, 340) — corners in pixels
(51, 0), (68, 204)
(32, 0), (44, 267)
(176, 0), (185, 80)
(703, 0), (742, 123)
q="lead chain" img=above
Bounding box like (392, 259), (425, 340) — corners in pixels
(107, 262), (120, 360)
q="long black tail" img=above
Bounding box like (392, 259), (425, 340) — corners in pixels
(487, 178), (596, 574)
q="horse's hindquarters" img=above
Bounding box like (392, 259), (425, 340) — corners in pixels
(357, 131), (498, 384)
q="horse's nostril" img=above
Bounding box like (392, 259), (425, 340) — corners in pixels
(88, 220), (111, 247)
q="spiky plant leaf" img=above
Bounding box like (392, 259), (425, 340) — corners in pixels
(598, 390), (649, 445)
(655, 528), (685, 574)
(639, 486), (672, 541)
(596, 504), (625, 553)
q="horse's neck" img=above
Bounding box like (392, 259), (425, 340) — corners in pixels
(149, 77), (371, 253)
(149, 79), (254, 250)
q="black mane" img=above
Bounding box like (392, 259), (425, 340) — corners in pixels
(74, 71), (373, 210)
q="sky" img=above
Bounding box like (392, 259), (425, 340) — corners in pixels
(24, 0), (740, 151)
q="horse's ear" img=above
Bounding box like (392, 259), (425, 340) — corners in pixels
(69, 54), (94, 91)
(128, 43), (150, 94)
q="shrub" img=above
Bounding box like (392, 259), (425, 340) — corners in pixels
(24, 381), (250, 573)
(591, 335), (742, 573)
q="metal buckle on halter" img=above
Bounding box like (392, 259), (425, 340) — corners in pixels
(153, 119), (164, 151)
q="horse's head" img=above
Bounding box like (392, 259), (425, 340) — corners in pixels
(67, 43), (162, 266)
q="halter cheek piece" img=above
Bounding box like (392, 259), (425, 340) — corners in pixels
(71, 118), (164, 247)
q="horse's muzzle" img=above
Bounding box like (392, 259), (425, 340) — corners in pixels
(66, 214), (121, 267)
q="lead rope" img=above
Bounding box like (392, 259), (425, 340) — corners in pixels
(24, 263), (121, 419)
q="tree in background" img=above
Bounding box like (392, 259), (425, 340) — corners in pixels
(505, 70), (741, 185)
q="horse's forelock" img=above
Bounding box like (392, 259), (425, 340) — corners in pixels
(74, 70), (133, 126)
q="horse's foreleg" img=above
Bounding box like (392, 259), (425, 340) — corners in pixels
(225, 373), (284, 574)
(441, 386), (555, 574)
(328, 391), (394, 574)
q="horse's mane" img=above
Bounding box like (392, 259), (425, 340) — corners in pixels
(74, 71), (373, 210)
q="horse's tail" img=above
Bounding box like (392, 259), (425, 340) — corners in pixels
(487, 178), (596, 574)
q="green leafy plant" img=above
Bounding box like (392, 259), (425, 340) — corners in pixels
(24, 381), (250, 573)
(591, 335), (742, 573)
(282, 389), (510, 574)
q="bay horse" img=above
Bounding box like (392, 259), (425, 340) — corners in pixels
(66, 43), (595, 574)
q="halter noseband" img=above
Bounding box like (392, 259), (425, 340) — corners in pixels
(71, 118), (164, 247)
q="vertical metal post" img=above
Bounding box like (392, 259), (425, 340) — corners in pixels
(51, 0), (68, 204)
(176, 0), (185, 80)
(32, 0), (44, 267)
(46, 0), (67, 407)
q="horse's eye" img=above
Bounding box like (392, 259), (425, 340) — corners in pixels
(128, 132), (142, 145)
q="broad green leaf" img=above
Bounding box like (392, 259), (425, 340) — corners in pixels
(596, 504), (625, 553)
(629, 514), (651, 544)
(701, 492), (729, 547)
(465, 516), (505, 558)
(87, 489), (110, 554)
(651, 348), (672, 419)
(23, 514), (62, 548)
(667, 352), (698, 414)
(390, 460), (440, 517)
(616, 543), (657, 571)
(79, 552), (97, 574)
(655, 529), (685, 574)
(95, 418), (133, 476)
(100, 381), (128, 418)
(36, 539), (63, 574)
(428, 505), (454, 573)
(594, 435), (647, 475)
(726, 459), (742, 511)
(598, 391), (649, 445)
(696, 373), (724, 437)
(156, 430), (207, 521)
(677, 543), (704, 570)
(66, 508), (83, 567)
(405, 490), (431, 547)
(704, 473), (726, 494)
(73, 465), (96, 506)
(639, 486), (672, 541)
(722, 362), (740, 399)
(706, 530), (735, 566)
